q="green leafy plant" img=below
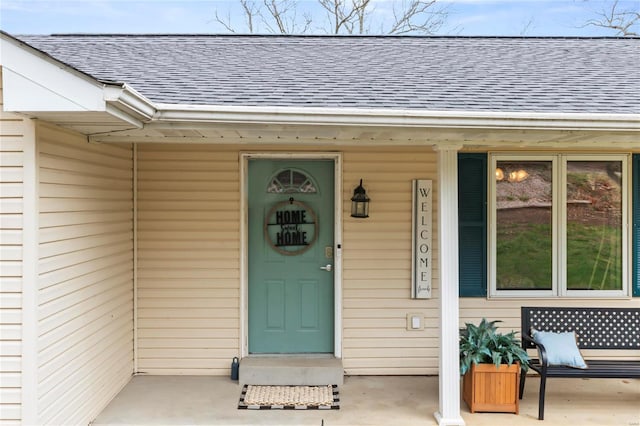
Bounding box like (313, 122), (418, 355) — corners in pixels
(459, 318), (529, 375)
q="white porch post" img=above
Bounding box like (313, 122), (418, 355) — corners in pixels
(433, 144), (465, 426)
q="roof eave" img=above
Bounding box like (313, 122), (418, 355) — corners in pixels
(154, 104), (640, 132)
(1, 32), (156, 131)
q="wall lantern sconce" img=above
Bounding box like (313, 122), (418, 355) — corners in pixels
(351, 179), (370, 218)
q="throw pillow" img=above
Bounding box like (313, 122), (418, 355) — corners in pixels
(531, 329), (588, 369)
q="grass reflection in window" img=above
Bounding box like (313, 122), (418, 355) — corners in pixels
(496, 161), (553, 290)
(566, 161), (622, 291)
(494, 158), (624, 293)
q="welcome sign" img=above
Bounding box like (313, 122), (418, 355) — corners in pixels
(411, 180), (432, 299)
(265, 199), (317, 256)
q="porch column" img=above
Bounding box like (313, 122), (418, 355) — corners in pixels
(433, 144), (465, 426)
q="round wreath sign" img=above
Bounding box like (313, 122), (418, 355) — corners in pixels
(264, 199), (318, 256)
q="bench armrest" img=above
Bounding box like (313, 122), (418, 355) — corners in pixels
(523, 334), (549, 372)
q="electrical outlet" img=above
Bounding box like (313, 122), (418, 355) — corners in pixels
(406, 313), (423, 330)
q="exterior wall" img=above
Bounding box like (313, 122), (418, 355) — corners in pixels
(0, 67), (26, 425)
(36, 122), (134, 424)
(342, 148), (439, 375)
(136, 144), (241, 374)
(4, 115), (635, 416)
(136, 144), (440, 375)
(137, 142), (638, 377)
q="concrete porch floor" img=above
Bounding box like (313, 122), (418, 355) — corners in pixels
(92, 375), (639, 426)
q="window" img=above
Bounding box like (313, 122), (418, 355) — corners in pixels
(489, 154), (629, 298)
(267, 169), (317, 193)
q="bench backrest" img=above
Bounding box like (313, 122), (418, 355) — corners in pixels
(521, 306), (640, 350)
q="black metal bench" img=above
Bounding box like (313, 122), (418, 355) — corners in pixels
(519, 306), (640, 420)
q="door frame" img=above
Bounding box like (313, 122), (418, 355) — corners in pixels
(239, 152), (343, 358)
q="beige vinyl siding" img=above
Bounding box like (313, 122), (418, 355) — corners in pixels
(136, 144), (240, 374)
(136, 144), (440, 375)
(37, 122), (133, 425)
(342, 148), (439, 375)
(0, 68), (24, 425)
(135, 142), (638, 376)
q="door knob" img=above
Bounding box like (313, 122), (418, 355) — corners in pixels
(320, 264), (332, 272)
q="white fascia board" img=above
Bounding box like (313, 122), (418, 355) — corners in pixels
(1, 35), (105, 112)
(155, 104), (640, 132)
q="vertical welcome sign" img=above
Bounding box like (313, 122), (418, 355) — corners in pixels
(411, 180), (432, 299)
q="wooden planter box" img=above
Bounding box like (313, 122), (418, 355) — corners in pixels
(462, 362), (520, 414)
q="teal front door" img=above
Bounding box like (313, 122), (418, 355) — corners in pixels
(248, 159), (335, 353)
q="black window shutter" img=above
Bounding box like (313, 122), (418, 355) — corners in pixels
(634, 154), (639, 297)
(458, 153), (487, 297)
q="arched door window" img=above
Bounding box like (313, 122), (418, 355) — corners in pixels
(267, 169), (318, 193)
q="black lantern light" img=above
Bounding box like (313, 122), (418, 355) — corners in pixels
(350, 179), (370, 218)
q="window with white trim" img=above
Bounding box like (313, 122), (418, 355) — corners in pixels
(267, 169), (317, 194)
(489, 154), (629, 298)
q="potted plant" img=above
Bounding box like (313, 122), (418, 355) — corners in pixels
(459, 318), (529, 414)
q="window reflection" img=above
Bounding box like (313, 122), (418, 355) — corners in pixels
(495, 161), (553, 290)
(566, 161), (622, 290)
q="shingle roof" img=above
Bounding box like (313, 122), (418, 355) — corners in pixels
(15, 34), (640, 114)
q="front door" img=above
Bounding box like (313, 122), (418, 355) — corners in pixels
(248, 159), (335, 353)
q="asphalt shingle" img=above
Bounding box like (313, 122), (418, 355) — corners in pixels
(15, 34), (640, 114)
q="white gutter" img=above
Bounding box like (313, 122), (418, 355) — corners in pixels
(104, 84), (157, 124)
(154, 104), (640, 132)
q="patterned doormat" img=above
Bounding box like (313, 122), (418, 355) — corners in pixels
(238, 384), (340, 410)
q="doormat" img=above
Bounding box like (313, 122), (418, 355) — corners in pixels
(238, 384), (340, 410)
